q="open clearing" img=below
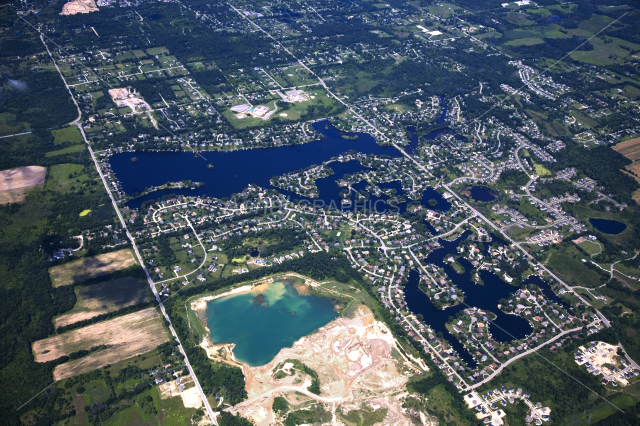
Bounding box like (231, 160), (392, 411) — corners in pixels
(217, 304), (421, 426)
(32, 308), (169, 380)
(614, 137), (640, 161)
(60, 0), (98, 15)
(45, 163), (88, 192)
(55, 277), (152, 328)
(48, 249), (138, 287)
(52, 126), (84, 145)
(0, 166), (46, 204)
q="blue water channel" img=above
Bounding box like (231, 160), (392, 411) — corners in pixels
(405, 231), (533, 369)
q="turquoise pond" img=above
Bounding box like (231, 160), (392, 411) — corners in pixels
(206, 280), (337, 366)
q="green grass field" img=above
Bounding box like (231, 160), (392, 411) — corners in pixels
(505, 37), (544, 46)
(48, 249), (138, 287)
(146, 46), (169, 55)
(564, 393), (637, 425)
(52, 127), (84, 145)
(45, 144), (85, 157)
(46, 164), (88, 192)
(547, 250), (604, 288)
(579, 241), (602, 256)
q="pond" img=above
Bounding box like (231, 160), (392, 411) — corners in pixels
(589, 218), (627, 235)
(468, 186), (497, 202)
(206, 280), (337, 366)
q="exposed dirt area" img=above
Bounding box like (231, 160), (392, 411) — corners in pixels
(60, 0), (98, 15)
(159, 374), (202, 408)
(55, 277), (151, 328)
(0, 166), (46, 204)
(614, 137), (640, 161)
(48, 249), (138, 287)
(32, 308), (169, 380)
(222, 305), (420, 426)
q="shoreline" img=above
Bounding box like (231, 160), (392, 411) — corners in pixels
(190, 278), (276, 312)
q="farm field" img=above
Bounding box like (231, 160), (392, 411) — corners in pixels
(32, 308), (169, 380)
(48, 249), (138, 287)
(0, 165), (46, 204)
(614, 137), (640, 161)
(54, 277), (152, 328)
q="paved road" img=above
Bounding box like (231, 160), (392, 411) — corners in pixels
(0, 131), (31, 139)
(40, 33), (219, 426)
(467, 326), (583, 390)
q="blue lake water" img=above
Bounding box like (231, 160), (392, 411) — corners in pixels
(112, 120), (450, 213)
(206, 280), (337, 366)
(589, 218), (627, 235)
(112, 121), (402, 209)
(405, 231), (533, 368)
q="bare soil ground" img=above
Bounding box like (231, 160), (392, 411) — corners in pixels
(614, 137), (640, 161)
(48, 249), (138, 287)
(32, 308), (169, 380)
(55, 277), (152, 328)
(222, 305), (419, 426)
(0, 166), (46, 204)
(60, 0), (98, 15)
(159, 375), (202, 409)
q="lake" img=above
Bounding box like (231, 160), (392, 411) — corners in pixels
(589, 218), (627, 235)
(112, 120), (403, 209)
(206, 280), (337, 366)
(111, 120), (450, 214)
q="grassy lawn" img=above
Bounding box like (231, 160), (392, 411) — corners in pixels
(506, 226), (534, 240)
(578, 240), (602, 256)
(0, 112), (28, 135)
(534, 164), (551, 177)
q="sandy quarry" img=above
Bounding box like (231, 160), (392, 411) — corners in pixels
(0, 165), (46, 204)
(215, 305), (422, 426)
(60, 0), (98, 15)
